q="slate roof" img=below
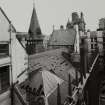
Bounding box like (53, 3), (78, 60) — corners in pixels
(28, 48), (77, 81)
(27, 48), (80, 105)
(16, 48), (80, 105)
(48, 29), (76, 46)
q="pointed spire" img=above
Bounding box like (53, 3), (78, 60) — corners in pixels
(66, 18), (73, 29)
(80, 12), (84, 22)
(28, 1), (42, 38)
(33, 0), (35, 8)
(79, 12), (86, 32)
(67, 18), (70, 25)
(66, 18), (70, 29)
(67, 18), (70, 23)
(53, 25), (55, 32)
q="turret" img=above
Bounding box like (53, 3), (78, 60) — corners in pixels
(78, 12), (86, 32)
(26, 2), (44, 54)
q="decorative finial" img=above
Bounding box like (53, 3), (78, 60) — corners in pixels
(81, 12), (83, 18)
(33, 0), (35, 8)
(53, 25), (55, 31)
(68, 18), (70, 23)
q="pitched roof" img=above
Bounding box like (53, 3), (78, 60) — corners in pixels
(48, 29), (76, 46)
(27, 48), (79, 105)
(18, 70), (68, 105)
(28, 4), (42, 38)
(28, 48), (78, 81)
(17, 48), (80, 105)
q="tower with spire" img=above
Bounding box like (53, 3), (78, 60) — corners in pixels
(26, 1), (44, 54)
(78, 12), (86, 32)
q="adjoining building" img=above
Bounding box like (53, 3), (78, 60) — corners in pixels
(97, 18), (105, 55)
(99, 18), (105, 30)
(0, 7), (15, 105)
(48, 12), (86, 54)
(48, 25), (76, 50)
(87, 18), (105, 55)
(87, 31), (98, 52)
(0, 6), (28, 105)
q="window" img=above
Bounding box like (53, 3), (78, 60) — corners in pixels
(0, 44), (9, 57)
(103, 36), (105, 42)
(95, 44), (97, 49)
(103, 43), (105, 50)
(91, 38), (93, 42)
(91, 44), (94, 49)
(0, 66), (10, 93)
(103, 37), (105, 50)
(94, 38), (97, 42)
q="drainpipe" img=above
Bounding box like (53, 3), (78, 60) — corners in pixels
(9, 22), (14, 105)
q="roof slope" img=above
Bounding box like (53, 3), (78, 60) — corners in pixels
(17, 48), (80, 105)
(28, 48), (79, 105)
(28, 48), (78, 81)
(48, 29), (76, 46)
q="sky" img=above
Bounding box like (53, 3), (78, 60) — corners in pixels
(0, 0), (105, 35)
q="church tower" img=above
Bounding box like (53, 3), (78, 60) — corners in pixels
(26, 2), (44, 55)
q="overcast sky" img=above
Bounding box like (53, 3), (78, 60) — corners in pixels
(0, 0), (105, 35)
